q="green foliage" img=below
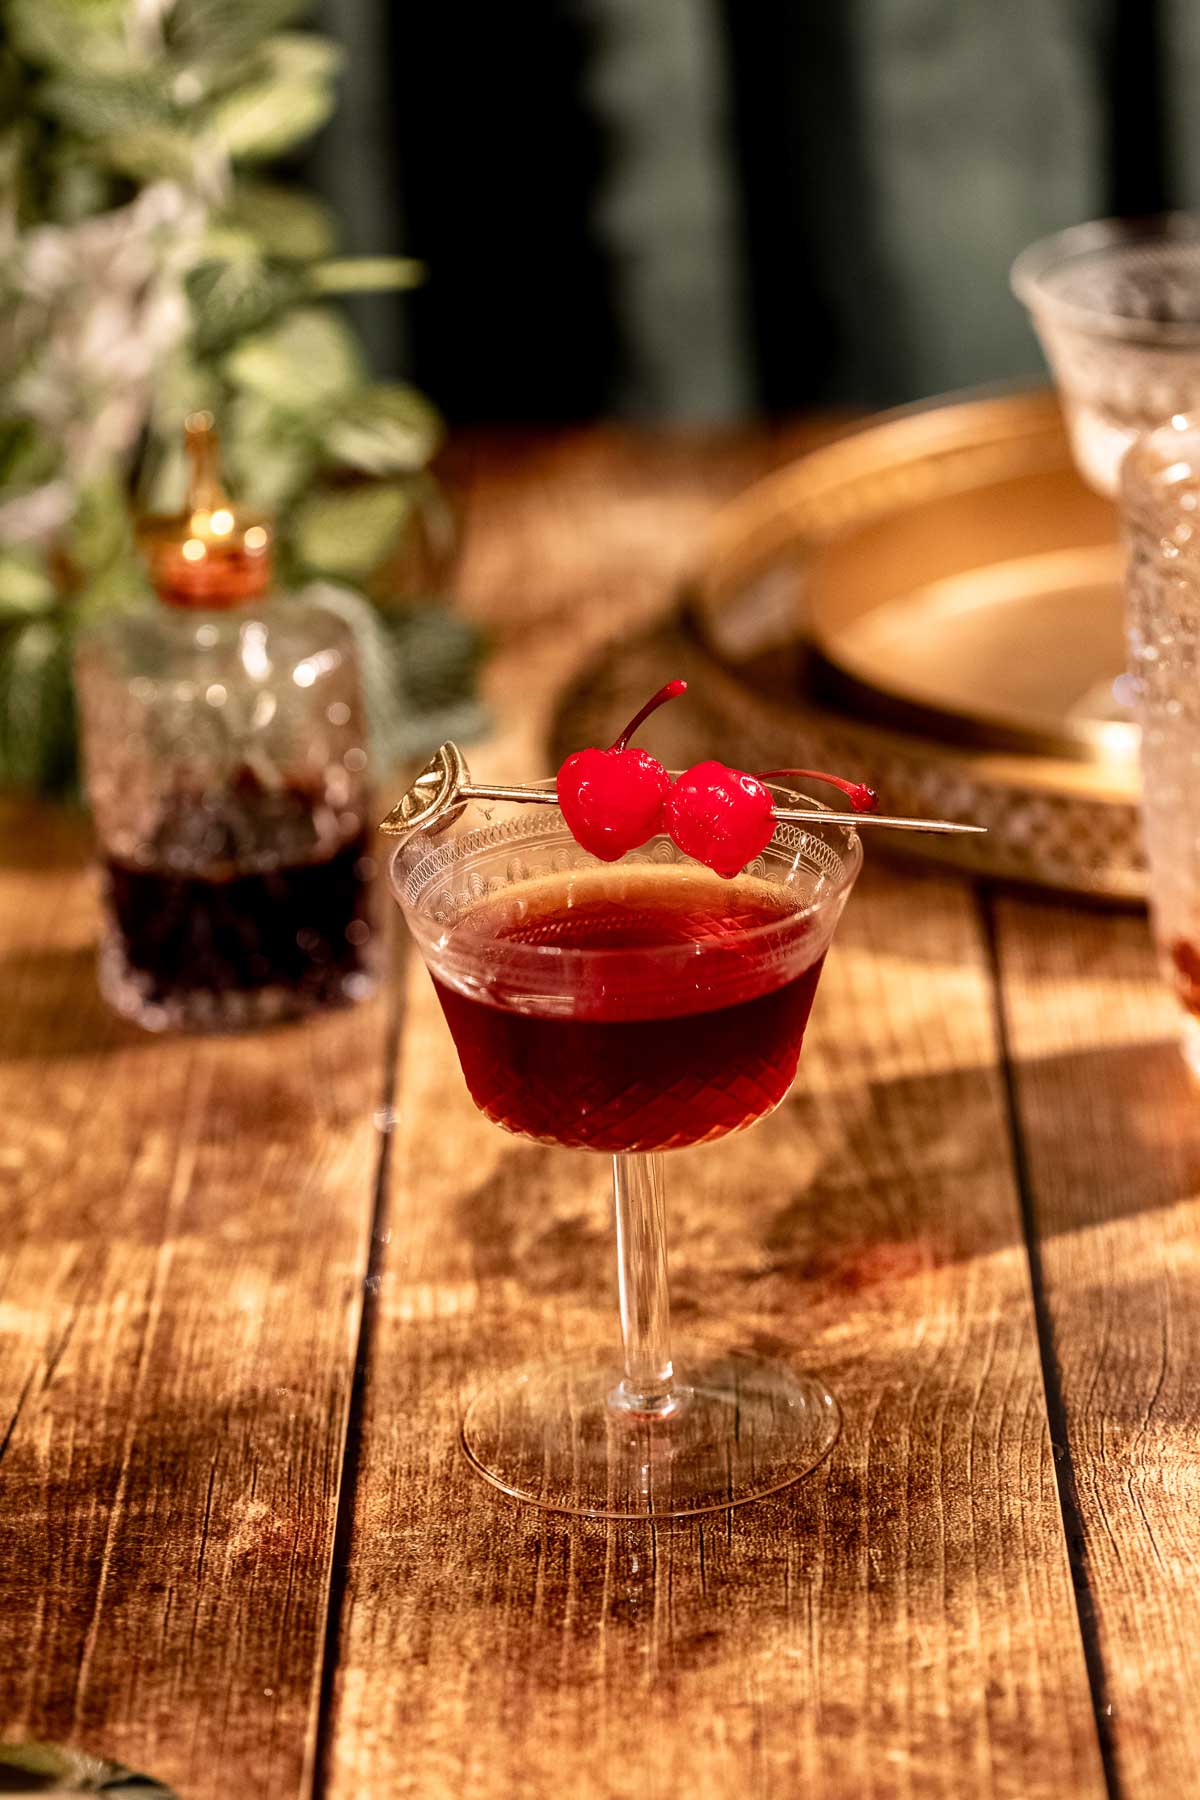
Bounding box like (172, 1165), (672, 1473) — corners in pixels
(0, 550), (57, 622)
(0, 619), (78, 793)
(186, 258), (312, 357)
(0, 1738), (177, 1794)
(225, 304), (365, 407)
(89, 124), (201, 185)
(324, 384), (444, 475)
(210, 35), (342, 161)
(37, 70), (176, 137)
(225, 179), (336, 260)
(6, 2), (139, 78)
(312, 256), (425, 293)
(223, 391), (319, 510)
(169, 0), (315, 63)
(292, 482), (414, 580)
(71, 473), (141, 584)
(0, 421), (56, 494)
(0, 0), (484, 795)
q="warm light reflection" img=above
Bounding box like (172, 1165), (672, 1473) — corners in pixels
(181, 538), (206, 562)
(240, 620), (271, 681)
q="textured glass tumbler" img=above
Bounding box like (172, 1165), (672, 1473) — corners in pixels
(389, 784), (860, 1518)
(1013, 215), (1200, 497)
(1123, 416), (1200, 1072)
(75, 596), (378, 1031)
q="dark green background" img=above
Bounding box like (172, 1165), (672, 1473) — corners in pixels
(309, 0), (1199, 422)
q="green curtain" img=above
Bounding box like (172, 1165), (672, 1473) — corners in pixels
(320, 0), (1184, 420)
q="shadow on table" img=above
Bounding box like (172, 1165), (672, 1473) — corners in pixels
(0, 944), (144, 1060)
(447, 1034), (1200, 1323)
(774, 1033), (1200, 1275)
(1004, 1030), (1200, 1236)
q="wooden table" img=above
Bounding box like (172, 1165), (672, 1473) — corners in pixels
(1, 429), (1196, 1799)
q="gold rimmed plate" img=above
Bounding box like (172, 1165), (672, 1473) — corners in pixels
(682, 388), (1145, 900)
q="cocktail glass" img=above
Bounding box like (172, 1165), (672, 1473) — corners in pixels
(1122, 416), (1200, 1073)
(388, 779), (860, 1517)
(1012, 214), (1200, 497)
(1016, 221), (1200, 1063)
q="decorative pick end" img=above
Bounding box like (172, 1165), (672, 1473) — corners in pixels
(380, 741), (470, 837)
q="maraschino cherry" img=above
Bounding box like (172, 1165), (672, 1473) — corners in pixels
(557, 686), (876, 878)
(556, 680), (687, 861)
(663, 764), (774, 879)
(666, 762), (877, 879)
(759, 769), (878, 814)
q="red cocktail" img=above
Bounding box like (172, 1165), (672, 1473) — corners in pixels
(389, 778), (860, 1518)
(431, 864), (826, 1151)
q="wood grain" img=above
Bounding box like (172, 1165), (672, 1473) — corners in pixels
(9, 432), (1169, 1800)
(0, 803), (389, 1798)
(994, 891), (1200, 1796)
(320, 437), (1105, 1799)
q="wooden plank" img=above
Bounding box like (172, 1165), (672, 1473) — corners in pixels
(320, 437), (1106, 1799)
(993, 891), (1200, 1796)
(0, 802), (389, 1798)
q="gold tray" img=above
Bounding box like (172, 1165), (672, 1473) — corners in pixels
(683, 388), (1145, 901)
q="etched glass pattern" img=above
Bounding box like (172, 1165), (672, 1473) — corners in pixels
(1123, 415), (1200, 1069)
(75, 596), (378, 1030)
(1013, 217), (1200, 496)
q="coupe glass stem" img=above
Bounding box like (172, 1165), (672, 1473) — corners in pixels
(610, 1151), (678, 1416)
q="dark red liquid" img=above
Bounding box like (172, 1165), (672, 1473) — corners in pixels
(103, 777), (375, 1009)
(432, 866), (826, 1152)
(1172, 939), (1200, 1017)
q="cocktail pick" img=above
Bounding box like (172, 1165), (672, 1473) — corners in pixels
(379, 743), (986, 839)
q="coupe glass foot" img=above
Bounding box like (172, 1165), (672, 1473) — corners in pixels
(461, 1344), (840, 1518)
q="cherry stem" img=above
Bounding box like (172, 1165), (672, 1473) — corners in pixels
(610, 679), (688, 751)
(759, 767), (879, 813)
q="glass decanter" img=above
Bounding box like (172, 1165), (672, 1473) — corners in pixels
(75, 412), (379, 1032)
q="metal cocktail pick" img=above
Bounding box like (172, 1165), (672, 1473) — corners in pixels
(379, 743), (987, 839)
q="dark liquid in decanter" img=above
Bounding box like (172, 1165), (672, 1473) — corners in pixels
(101, 770), (376, 1027)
